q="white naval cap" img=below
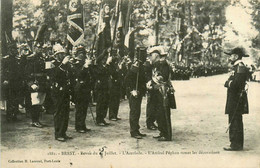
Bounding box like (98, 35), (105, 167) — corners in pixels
(147, 45), (167, 56)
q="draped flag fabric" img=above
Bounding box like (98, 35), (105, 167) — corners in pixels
(124, 0), (135, 59)
(113, 0), (123, 47)
(67, 0), (84, 47)
(96, 4), (111, 59)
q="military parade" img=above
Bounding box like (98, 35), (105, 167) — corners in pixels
(1, 0), (260, 161)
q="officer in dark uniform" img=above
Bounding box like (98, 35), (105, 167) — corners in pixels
(24, 43), (47, 128)
(125, 58), (147, 139)
(108, 51), (122, 121)
(42, 43), (55, 114)
(18, 44), (32, 117)
(51, 44), (73, 142)
(146, 46), (175, 141)
(94, 48), (113, 126)
(224, 47), (249, 151)
(73, 46), (92, 133)
(17, 43), (30, 109)
(1, 42), (22, 121)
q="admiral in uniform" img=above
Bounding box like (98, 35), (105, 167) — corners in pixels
(146, 46), (176, 141)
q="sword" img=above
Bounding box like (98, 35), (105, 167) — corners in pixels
(88, 104), (96, 125)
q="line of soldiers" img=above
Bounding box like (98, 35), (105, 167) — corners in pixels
(2, 41), (251, 148)
(1, 41), (129, 141)
(1, 41), (177, 142)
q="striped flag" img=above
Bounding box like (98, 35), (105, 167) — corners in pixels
(124, 0), (135, 59)
(113, 0), (124, 57)
(67, 0), (84, 48)
(96, 3), (112, 58)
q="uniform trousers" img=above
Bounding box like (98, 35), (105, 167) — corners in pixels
(109, 84), (121, 119)
(129, 95), (142, 136)
(153, 90), (172, 140)
(52, 90), (70, 139)
(96, 89), (109, 123)
(228, 113), (244, 149)
(146, 91), (157, 127)
(75, 91), (90, 131)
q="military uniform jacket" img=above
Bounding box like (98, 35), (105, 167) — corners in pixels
(50, 62), (72, 95)
(150, 60), (172, 89)
(125, 64), (146, 97)
(24, 53), (47, 93)
(225, 60), (249, 115)
(1, 55), (23, 99)
(108, 60), (122, 89)
(149, 59), (176, 109)
(94, 64), (110, 91)
(73, 63), (92, 101)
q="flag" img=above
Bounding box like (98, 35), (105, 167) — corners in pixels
(124, 0), (135, 59)
(96, 3), (112, 61)
(67, 0), (84, 48)
(124, 26), (134, 48)
(112, 0), (124, 57)
(35, 23), (48, 46)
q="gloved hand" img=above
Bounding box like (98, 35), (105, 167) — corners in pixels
(62, 56), (70, 64)
(31, 84), (39, 91)
(224, 80), (232, 88)
(84, 59), (92, 68)
(106, 56), (113, 65)
(3, 80), (9, 85)
(146, 80), (152, 90)
(130, 90), (138, 97)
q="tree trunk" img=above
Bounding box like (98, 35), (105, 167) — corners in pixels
(1, 0), (13, 56)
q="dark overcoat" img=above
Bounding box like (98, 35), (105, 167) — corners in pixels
(225, 61), (249, 115)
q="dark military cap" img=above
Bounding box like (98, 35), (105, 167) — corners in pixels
(75, 44), (86, 60)
(224, 47), (249, 57)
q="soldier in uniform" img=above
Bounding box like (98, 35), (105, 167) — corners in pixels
(108, 51), (122, 121)
(223, 47), (249, 151)
(51, 44), (73, 142)
(1, 42), (22, 121)
(146, 46), (175, 141)
(24, 43), (47, 128)
(94, 48), (113, 126)
(42, 43), (55, 114)
(125, 58), (147, 139)
(73, 46), (92, 133)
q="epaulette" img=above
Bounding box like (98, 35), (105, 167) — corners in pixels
(237, 63), (248, 74)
